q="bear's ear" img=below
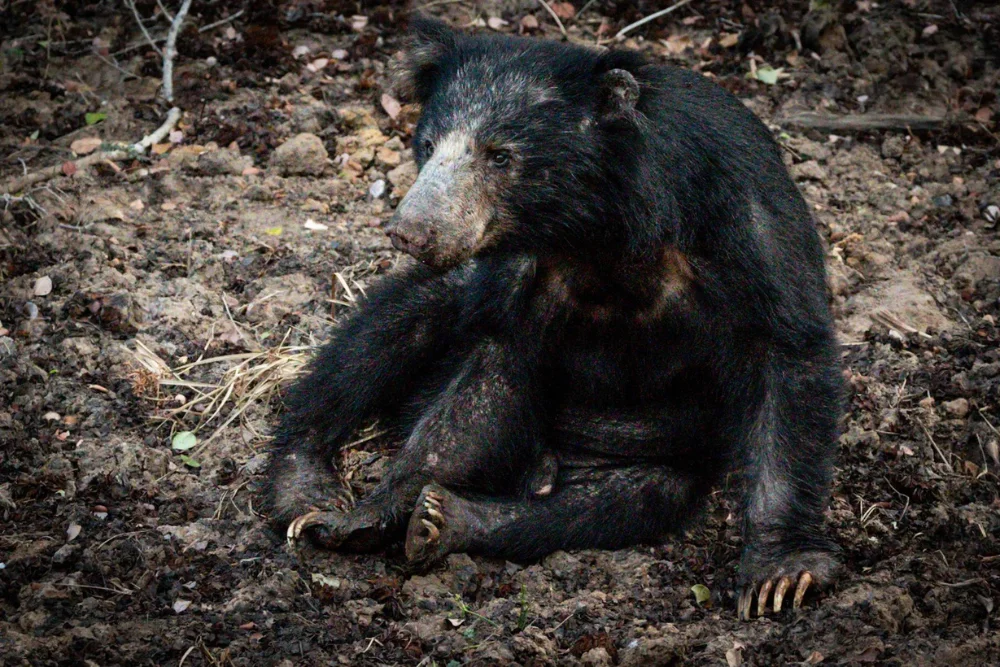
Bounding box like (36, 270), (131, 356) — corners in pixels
(390, 14), (458, 103)
(596, 68), (640, 121)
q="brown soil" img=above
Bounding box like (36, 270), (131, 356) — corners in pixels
(2, 1), (999, 665)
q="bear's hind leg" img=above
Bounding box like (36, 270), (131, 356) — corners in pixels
(404, 465), (701, 567)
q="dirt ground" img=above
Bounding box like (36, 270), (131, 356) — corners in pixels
(2, 1), (999, 665)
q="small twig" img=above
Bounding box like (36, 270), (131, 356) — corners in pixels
(156, 0), (175, 22)
(198, 9), (244, 33)
(537, 0), (568, 38)
(615, 0), (693, 40)
(918, 419), (954, 473)
(125, 0), (164, 56)
(777, 112), (961, 133)
(92, 48), (141, 82)
(162, 0), (194, 103)
(0, 107), (181, 194)
(935, 578), (986, 589)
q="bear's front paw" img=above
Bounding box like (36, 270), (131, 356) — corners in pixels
(737, 550), (840, 621)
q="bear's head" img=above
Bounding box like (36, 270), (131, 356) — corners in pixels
(385, 14), (646, 271)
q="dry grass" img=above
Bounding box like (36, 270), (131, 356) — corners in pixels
(131, 334), (311, 449)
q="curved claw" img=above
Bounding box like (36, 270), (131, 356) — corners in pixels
(757, 579), (775, 618)
(793, 571), (813, 609)
(287, 511), (323, 542)
(772, 576), (795, 613)
(738, 587), (753, 621)
(421, 518), (440, 542)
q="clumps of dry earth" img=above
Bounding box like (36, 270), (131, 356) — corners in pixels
(1, 1), (999, 665)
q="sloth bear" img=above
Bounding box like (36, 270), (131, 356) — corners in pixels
(265, 15), (843, 620)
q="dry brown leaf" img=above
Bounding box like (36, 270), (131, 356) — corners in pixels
(719, 32), (739, 48)
(662, 34), (693, 55)
(152, 143), (172, 155)
(70, 137), (103, 155)
(62, 161), (77, 176)
(380, 93), (402, 120)
(551, 2), (575, 20)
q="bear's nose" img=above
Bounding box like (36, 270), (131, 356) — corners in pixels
(387, 227), (431, 256)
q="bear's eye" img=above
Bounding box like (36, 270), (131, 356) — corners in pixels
(490, 150), (512, 168)
(421, 138), (435, 155)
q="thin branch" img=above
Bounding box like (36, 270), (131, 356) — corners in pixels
(537, 0), (568, 38)
(162, 0), (194, 103)
(615, 0), (693, 40)
(124, 0), (164, 56)
(0, 108), (181, 194)
(777, 112), (960, 133)
(156, 0), (174, 22)
(198, 9), (244, 33)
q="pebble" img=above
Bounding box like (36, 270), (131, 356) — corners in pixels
(269, 133), (329, 176)
(942, 397), (969, 418)
(369, 179), (386, 199)
(985, 204), (999, 223)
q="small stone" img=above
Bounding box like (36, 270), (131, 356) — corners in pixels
(270, 133), (329, 176)
(791, 160), (827, 182)
(942, 397), (969, 418)
(581, 648), (613, 667)
(51, 544), (79, 565)
(932, 194), (953, 208)
(985, 204), (999, 223)
(33, 276), (53, 296)
(387, 161), (418, 198)
(369, 179), (386, 200)
(881, 136), (904, 159)
(918, 396), (935, 410)
(376, 146), (401, 169)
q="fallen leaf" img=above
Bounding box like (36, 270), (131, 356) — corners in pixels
(331, 48), (348, 60)
(520, 14), (539, 32)
(381, 93), (402, 120)
(67, 523), (82, 541)
(691, 583), (711, 606)
(719, 32), (739, 48)
(85, 112), (107, 125)
(171, 431), (197, 451)
(922, 24), (938, 37)
(129, 199), (145, 211)
(241, 166), (261, 176)
(304, 218), (329, 231)
(447, 617), (465, 627)
(350, 15), (368, 31)
(62, 161), (77, 176)
(751, 65), (785, 85)
(805, 651), (824, 664)
(551, 2), (575, 20)
(306, 58), (329, 73)
(70, 137), (103, 155)
(487, 16), (508, 30)
(173, 599), (192, 614)
(311, 573), (341, 588)
(179, 454), (201, 468)
(151, 143), (172, 155)
(975, 106), (993, 123)
(662, 33), (693, 55)
(34, 276), (53, 296)
(292, 44), (310, 59)
(160, 201), (177, 211)
(265, 226), (283, 236)
(43, 411), (60, 421)
(169, 130), (184, 144)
